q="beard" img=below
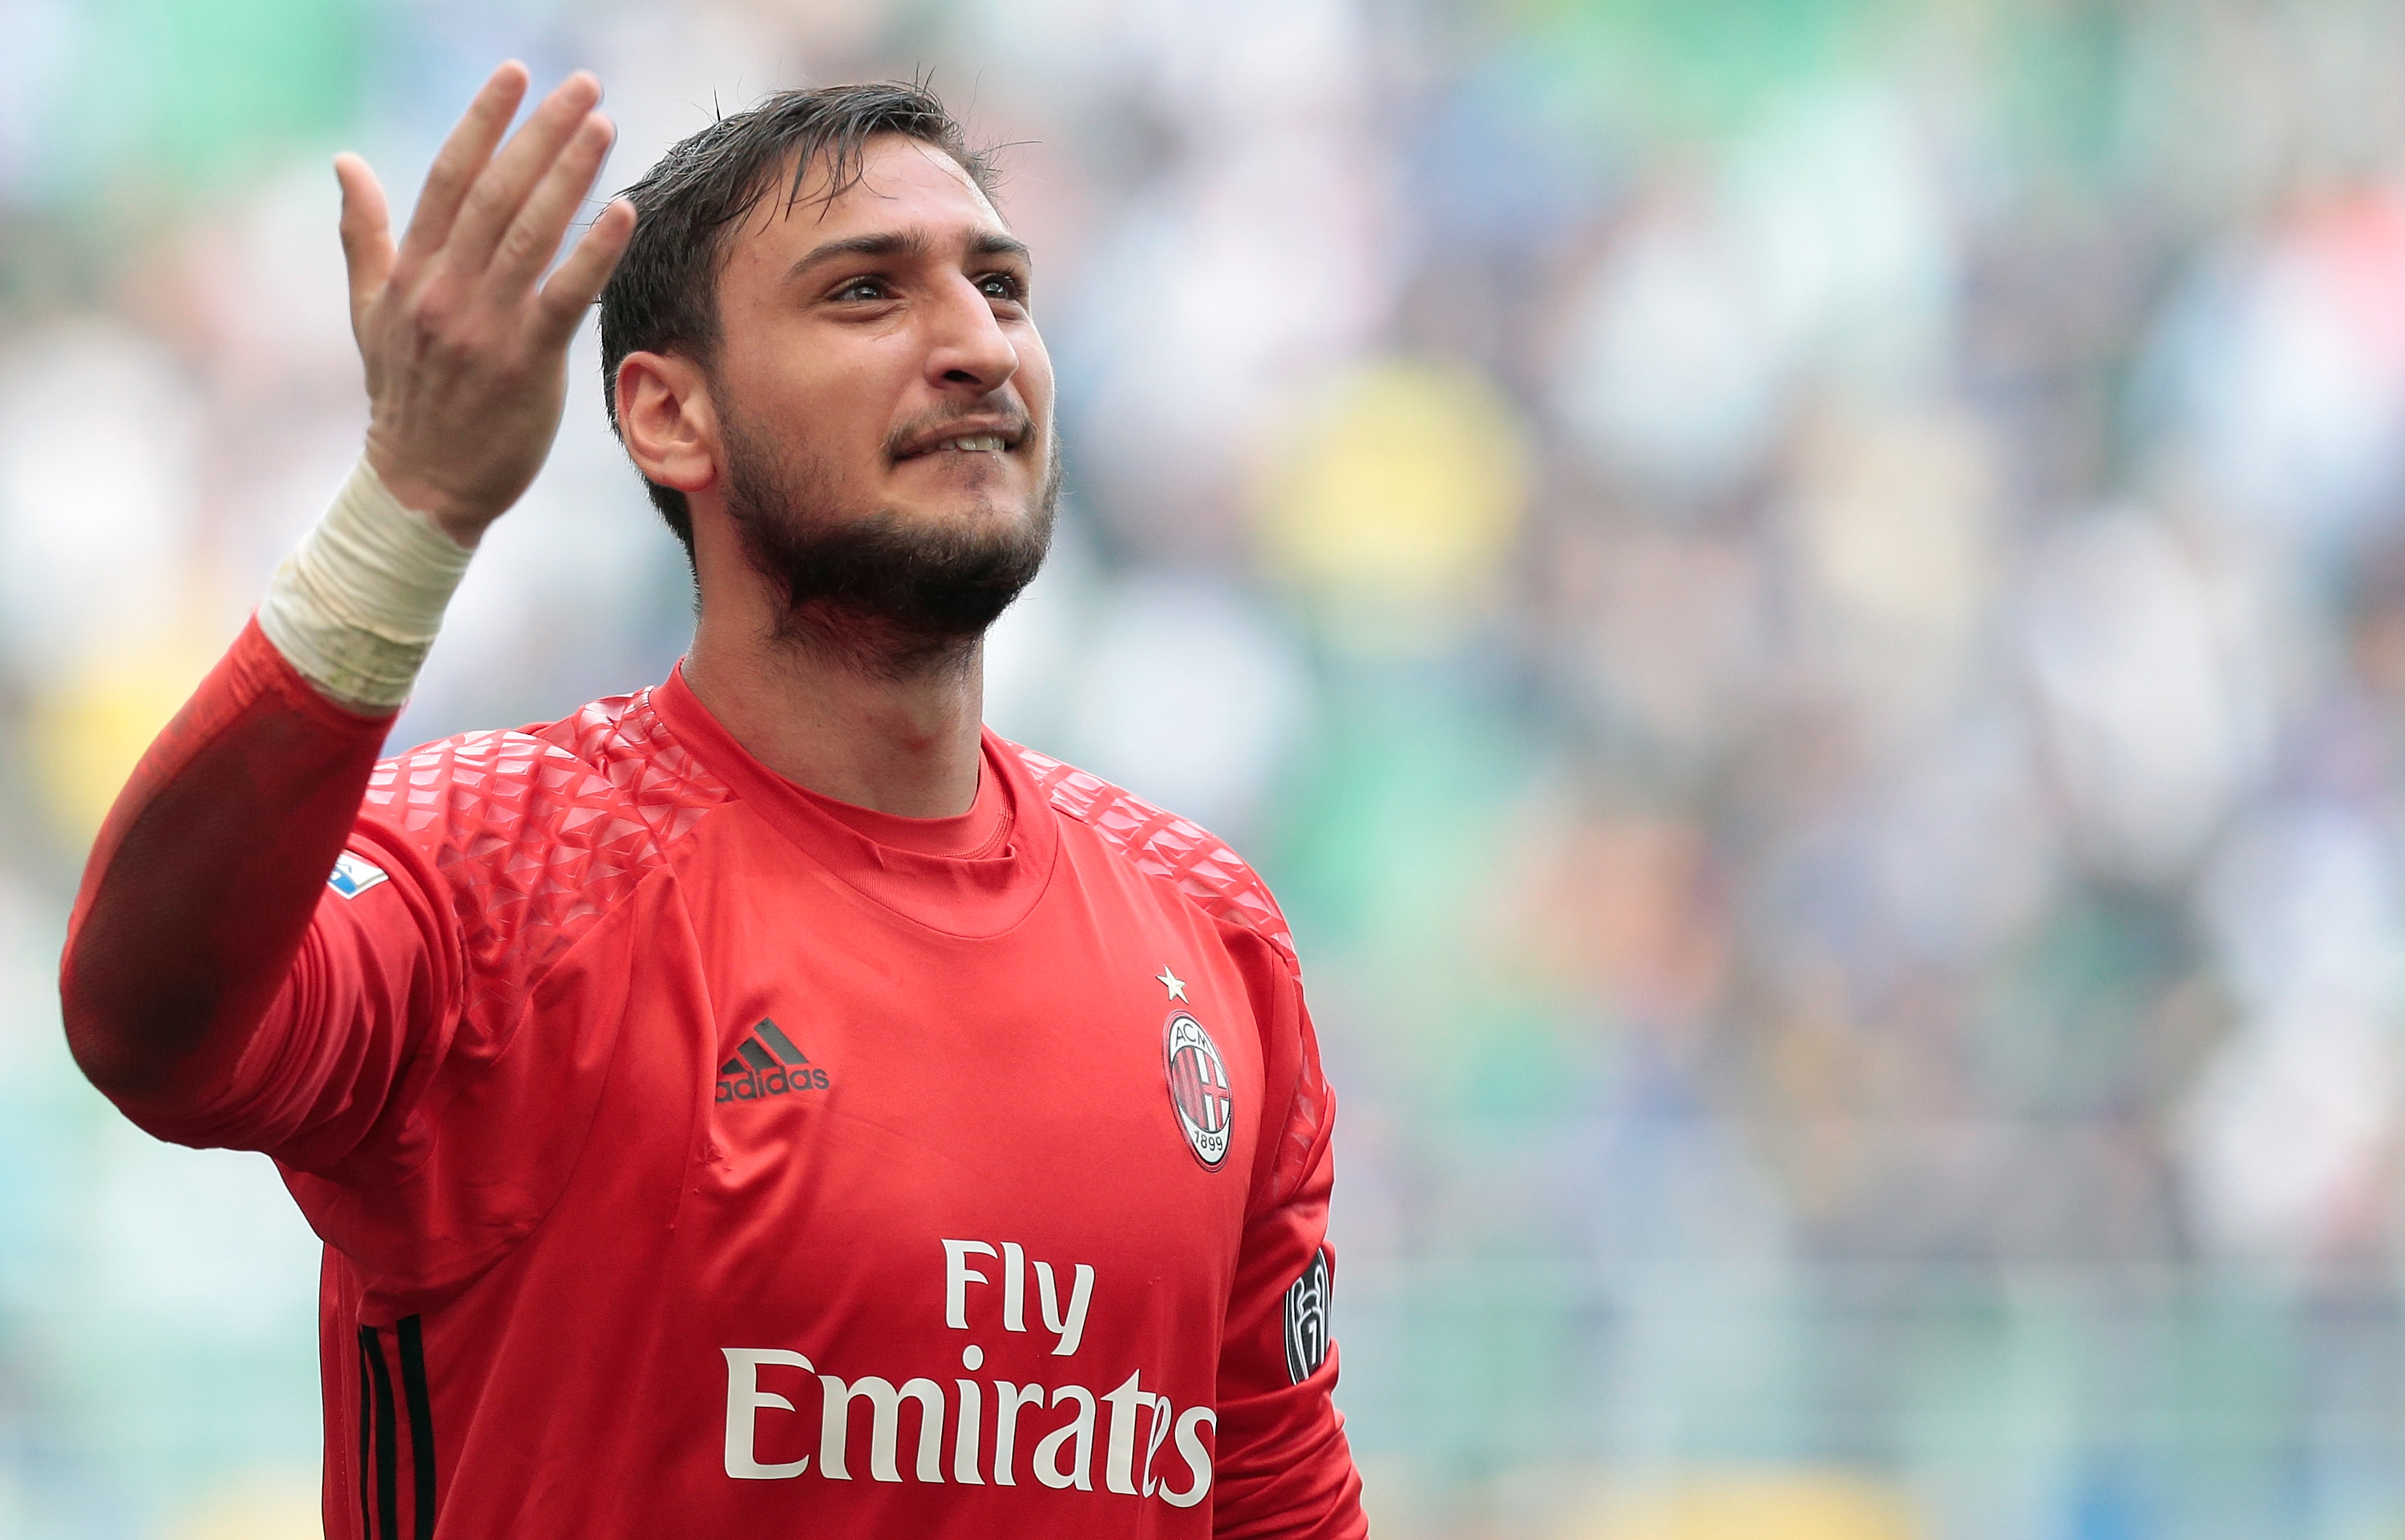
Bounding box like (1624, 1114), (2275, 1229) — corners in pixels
(720, 406), (1060, 681)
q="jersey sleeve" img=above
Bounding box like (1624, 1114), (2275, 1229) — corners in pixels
(63, 617), (465, 1170)
(123, 823), (468, 1176)
(1211, 955), (1367, 1538)
(67, 621), (652, 1312)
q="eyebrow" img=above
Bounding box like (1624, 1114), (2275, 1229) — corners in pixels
(784, 229), (1032, 283)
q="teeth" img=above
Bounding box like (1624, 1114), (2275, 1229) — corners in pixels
(938, 435), (1005, 452)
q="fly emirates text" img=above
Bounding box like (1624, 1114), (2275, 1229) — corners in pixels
(721, 1237), (1217, 1505)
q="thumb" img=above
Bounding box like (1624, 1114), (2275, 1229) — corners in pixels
(333, 152), (395, 333)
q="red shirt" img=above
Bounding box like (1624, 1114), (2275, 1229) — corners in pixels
(115, 627), (1364, 1538)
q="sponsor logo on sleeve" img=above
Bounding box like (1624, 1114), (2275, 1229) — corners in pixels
(327, 851), (390, 899)
(1162, 1013), (1232, 1170)
(1283, 1247), (1332, 1384)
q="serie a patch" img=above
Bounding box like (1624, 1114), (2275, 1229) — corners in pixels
(327, 851), (391, 899)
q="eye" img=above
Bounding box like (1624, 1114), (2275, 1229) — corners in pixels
(979, 272), (1026, 303)
(834, 277), (890, 302)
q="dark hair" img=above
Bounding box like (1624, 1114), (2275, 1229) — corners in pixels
(597, 82), (999, 558)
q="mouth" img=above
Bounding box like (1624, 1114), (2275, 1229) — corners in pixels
(891, 421), (1029, 462)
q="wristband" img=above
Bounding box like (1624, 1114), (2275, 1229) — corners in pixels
(257, 457), (474, 710)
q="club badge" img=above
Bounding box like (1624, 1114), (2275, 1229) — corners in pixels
(1162, 1011), (1232, 1170)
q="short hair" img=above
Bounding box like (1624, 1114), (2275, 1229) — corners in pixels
(596, 82), (999, 558)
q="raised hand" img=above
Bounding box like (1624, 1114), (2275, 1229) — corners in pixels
(334, 63), (637, 546)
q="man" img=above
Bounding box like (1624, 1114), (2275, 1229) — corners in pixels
(61, 63), (1364, 1538)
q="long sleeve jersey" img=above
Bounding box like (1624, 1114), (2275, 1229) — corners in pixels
(63, 620), (1366, 1539)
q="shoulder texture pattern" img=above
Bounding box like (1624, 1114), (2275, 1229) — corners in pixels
(1010, 742), (1299, 972)
(364, 689), (730, 1042)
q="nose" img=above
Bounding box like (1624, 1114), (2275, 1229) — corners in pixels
(923, 276), (1020, 396)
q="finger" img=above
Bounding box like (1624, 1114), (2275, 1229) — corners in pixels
(446, 71), (603, 276)
(486, 110), (615, 297)
(333, 153), (395, 329)
(394, 61), (529, 272)
(535, 199), (637, 349)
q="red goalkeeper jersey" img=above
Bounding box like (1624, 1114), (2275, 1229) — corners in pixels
(96, 624), (1364, 1539)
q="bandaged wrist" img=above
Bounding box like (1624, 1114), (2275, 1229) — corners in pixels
(257, 457), (475, 710)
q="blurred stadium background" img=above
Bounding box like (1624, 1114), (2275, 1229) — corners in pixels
(10, 0), (2405, 1535)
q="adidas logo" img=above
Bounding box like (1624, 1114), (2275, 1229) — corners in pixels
(716, 1018), (828, 1103)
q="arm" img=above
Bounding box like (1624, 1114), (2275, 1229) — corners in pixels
(60, 62), (635, 1118)
(1211, 973), (1368, 1538)
(62, 619), (396, 1104)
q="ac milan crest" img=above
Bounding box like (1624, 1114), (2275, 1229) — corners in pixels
(1162, 1012), (1233, 1169)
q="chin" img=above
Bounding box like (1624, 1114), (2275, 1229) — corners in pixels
(889, 480), (1043, 528)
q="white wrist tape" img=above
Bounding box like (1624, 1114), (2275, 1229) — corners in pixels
(257, 457), (475, 709)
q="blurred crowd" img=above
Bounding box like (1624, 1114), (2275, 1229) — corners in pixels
(10, 0), (2405, 1536)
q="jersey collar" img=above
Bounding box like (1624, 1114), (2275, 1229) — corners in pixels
(648, 661), (1060, 940)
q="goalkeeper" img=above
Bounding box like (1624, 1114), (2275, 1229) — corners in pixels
(62, 62), (1364, 1538)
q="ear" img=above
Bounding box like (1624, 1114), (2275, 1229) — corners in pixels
(616, 350), (719, 495)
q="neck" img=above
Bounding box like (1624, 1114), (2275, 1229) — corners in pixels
(683, 602), (986, 819)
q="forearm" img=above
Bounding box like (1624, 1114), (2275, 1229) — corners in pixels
(63, 59), (624, 1114)
(61, 461), (470, 1105)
